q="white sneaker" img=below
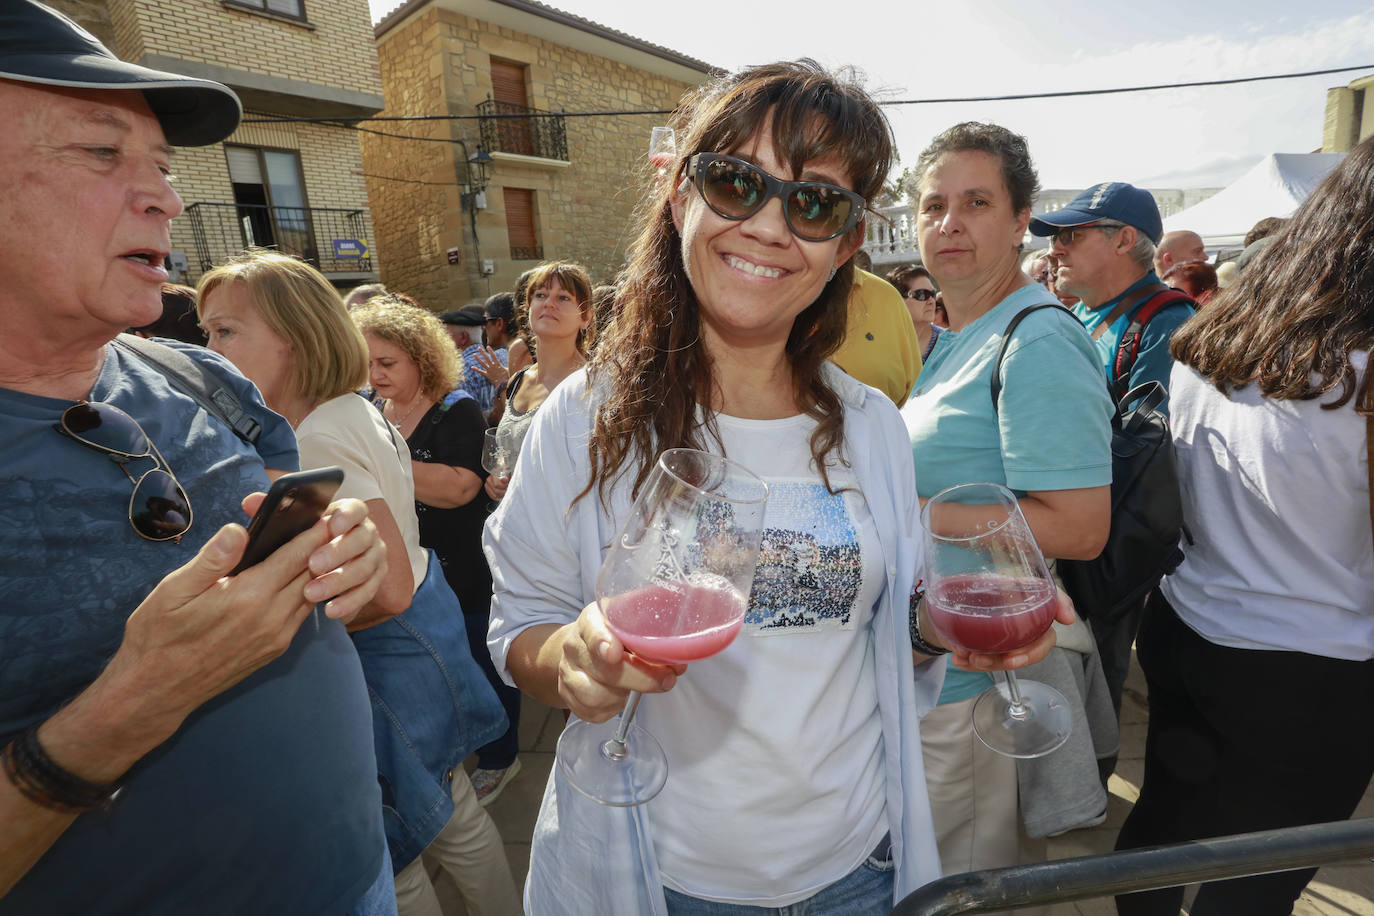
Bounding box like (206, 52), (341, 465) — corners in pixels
(470, 758), (522, 807)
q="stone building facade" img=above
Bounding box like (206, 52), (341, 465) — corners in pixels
(1323, 72), (1374, 153)
(365, 0), (714, 309)
(51, 0), (384, 287)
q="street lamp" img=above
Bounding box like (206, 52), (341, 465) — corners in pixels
(467, 147), (493, 208)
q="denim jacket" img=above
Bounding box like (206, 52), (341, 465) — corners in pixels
(484, 365), (947, 913)
(350, 551), (507, 870)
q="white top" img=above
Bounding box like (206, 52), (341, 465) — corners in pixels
(649, 412), (887, 906)
(483, 364), (945, 916)
(296, 394), (428, 593)
(1161, 357), (1374, 659)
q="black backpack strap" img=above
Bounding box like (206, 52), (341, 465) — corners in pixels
(990, 302), (1079, 409)
(112, 334), (262, 445)
(1109, 289), (1196, 401)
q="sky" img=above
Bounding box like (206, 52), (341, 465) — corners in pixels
(367, 0), (1374, 191)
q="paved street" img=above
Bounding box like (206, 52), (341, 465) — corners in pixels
(431, 653), (1374, 914)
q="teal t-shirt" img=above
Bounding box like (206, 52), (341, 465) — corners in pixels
(1072, 271), (1195, 418)
(902, 284), (1113, 704)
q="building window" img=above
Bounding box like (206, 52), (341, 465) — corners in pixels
(224, 0), (306, 20)
(503, 188), (542, 261)
(490, 59), (535, 156)
(225, 145), (315, 261)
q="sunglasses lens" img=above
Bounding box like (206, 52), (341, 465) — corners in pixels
(62, 402), (149, 457)
(701, 157), (768, 219)
(786, 186), (850, 241)
(130, 469), (192, 541)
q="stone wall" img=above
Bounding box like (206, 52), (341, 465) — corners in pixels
(365, 4), (709, 308)
(107, 0), (381, 97)
(360, 8), (461, 308)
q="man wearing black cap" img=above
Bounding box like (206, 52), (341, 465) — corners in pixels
(439, 303), (505, 416)
(0, 3), (391, 913)
(1029, 183), (1196, 728)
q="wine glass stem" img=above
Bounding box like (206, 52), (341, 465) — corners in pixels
(1003, 672), (1030, 720)
(602, 690), (643, 761)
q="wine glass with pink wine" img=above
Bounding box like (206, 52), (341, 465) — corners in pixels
(649, 126), (676, 178)
(556, 448), (769, 806)
(921, 481), (1072, 758)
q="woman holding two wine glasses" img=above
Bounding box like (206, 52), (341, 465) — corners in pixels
(484, 61), (1073, 915)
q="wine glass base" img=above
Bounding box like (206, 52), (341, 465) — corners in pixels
(972, 679), (1073, 759)
(556, 717), (668, 807)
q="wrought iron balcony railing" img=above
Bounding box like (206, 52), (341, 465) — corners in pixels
(184, 202), (375, 275)
(477, 99), (568, 161)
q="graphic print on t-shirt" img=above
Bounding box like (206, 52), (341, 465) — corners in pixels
(745, 480), (862, 634)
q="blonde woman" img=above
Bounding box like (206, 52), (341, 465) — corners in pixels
(351, 295), (524, 806)
(197, 252), (519, 916)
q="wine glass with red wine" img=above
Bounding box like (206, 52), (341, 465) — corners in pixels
(921, 482), (1072, 758)
(556, 448), (769, 806)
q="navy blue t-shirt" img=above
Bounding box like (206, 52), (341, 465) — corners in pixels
(0, 341), (384, 915)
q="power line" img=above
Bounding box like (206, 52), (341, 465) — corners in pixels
(241, 63), (1374, 132)
(882, 63), (1374, 105)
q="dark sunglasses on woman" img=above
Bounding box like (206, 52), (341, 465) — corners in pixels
(687, 152), (867, 242)
(903, 288), (936, 302)
(56, 401), (193, 542)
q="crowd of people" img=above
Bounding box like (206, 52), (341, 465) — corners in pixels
(2, 3), (1371, 915)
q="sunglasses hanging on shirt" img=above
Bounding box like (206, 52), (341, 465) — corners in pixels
(56, 401), (193, 542)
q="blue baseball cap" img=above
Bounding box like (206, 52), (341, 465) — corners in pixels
(1029, 182), (1163, 245)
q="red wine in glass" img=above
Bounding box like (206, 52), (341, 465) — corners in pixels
(921, 481), (1072, 759)
(926, 574), (1057, 655)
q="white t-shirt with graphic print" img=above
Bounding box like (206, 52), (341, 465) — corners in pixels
(646, 411), (888, 907)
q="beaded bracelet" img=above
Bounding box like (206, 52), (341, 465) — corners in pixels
(1, 724), (123, 813)
(908, 590), (949, 657)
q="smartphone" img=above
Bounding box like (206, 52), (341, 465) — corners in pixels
(230, 467), (345, 575)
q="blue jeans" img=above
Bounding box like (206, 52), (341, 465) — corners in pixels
(347, 841), (400, 916)
(350, 552), (507, 869)
(663, 835), (894, 916)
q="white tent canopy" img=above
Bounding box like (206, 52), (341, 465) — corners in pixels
(1162, 152), (1345, 251)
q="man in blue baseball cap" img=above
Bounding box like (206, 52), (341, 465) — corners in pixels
(1028, 183), (1196, 728)
(0, 3), (394, 914)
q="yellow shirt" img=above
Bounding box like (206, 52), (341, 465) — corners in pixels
(831, 268), (922, 406)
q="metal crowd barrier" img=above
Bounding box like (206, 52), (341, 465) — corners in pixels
(891, 818), (1374, 915)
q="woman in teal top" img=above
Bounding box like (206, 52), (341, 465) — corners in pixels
(900, 122), (1113, 892)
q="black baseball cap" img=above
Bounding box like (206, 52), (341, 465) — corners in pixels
(0, 0), (242, 146)
(439, 304), (487, 326)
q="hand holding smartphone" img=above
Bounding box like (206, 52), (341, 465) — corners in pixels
(230, 467), (345, 576)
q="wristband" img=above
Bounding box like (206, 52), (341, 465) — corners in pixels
(2, 723), (124, 813)
(908, 588), (949, 656)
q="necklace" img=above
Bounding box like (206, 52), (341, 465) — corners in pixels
(388, 398), (423, 429)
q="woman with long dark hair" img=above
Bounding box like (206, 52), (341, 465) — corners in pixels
(1114, 135), (1374, 915)
(484, 61), (1069, 915)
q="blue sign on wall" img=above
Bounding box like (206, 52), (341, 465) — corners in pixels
(332, 238), (368, 259)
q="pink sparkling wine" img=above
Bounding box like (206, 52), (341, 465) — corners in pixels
(926, 573), (1056, 654)
(604, 581), (746, 664)
(649, 152), (674, 171)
